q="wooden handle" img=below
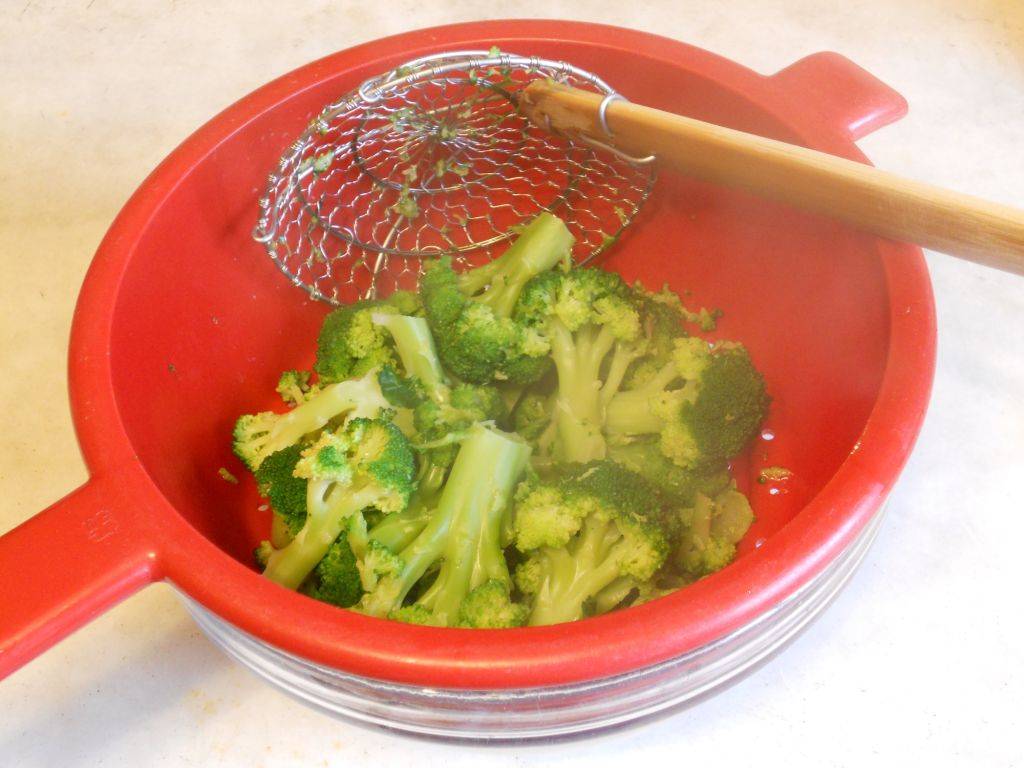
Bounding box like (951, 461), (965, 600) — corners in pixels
(520, 81), (1024, 275)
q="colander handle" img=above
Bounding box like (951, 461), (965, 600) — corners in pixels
(769, 52), (908, 141)
(0, 479), (157, 680)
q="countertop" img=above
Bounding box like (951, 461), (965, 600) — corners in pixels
(1, 1), (1022, 766)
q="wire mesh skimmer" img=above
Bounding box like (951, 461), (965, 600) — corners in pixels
(252, 50), (656, 304)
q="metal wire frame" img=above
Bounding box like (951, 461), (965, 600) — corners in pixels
(253, 50), (655, 305)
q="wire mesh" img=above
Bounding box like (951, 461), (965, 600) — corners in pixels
(253, 51), (655, 304)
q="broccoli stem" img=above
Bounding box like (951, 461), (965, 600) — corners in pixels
(603, 362), (691, 436)
(603, 393), (663, 436)
(372, 313), (447, 399)
(269, 514), (294, 549)
(458, 212), (573, 318)
(264, 482), (380, 589)
(592, 576), (638, 615)
(368, 498), (433, 552)
(549, 320), (618, 462)
(415, 460), (449, 498)
(600, 341), (647, 408)
(361, 425), (531, 621)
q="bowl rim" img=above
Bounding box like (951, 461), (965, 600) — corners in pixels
(67, 19), (936, 689)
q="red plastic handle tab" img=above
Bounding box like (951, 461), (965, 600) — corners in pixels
(0, 479), (157, 679)
(771, 52), (908, 141)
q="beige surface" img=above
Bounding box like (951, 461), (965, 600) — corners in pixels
(2, 2), (1023, 766)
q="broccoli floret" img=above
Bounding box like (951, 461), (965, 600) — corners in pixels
(315, 301), (400, 384)
(303, 535), (363, 607)
(389, 604), (439, 626)
(511, 461), (669, 626)
(513, 266), (643, 463)
(371, 311), (514, 533)
(642, 284), (719, 332)
(420, 212), (572, 384)
(456, 579), (528, 628)
(253, 444), (308, 535)
(357, 424), (531, 627)
(674, 488), (754, 579)
(608, 440), (731, 509)
(232, 368), (392, 471)
(260, 416), (416, 590)
(372, 310), (509, 496)
(385, 289), (423, 316)
(617, 286), (688, 390)
(511, 391), (554, 444)
(353, 538), (405, 593)
(314, 289), (438, 386)
(604, 340), (769, 470)
(411, 381), (508, 496)
(276, 370), (315, 405)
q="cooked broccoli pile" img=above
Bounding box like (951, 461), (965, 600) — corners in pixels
(231, 213), (770, 627)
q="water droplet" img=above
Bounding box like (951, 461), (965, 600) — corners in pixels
(761, 429), (775, 441)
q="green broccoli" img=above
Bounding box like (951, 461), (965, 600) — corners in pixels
(420, 212), (573, 385)
(456, 579), (528, 628)
(363, 497), (435, 553)
(388, 604), (438, 626)
(385, 290), (423, 316)
(372, 310), (507, 492)
(301, 535), (363, 607)
(315, 286), (441, 384)
(617, 287), (688, 390)
(513, 266), (644, 463)
(276, 370), (317, 406)
(253, 444), (308, 536)
(261, 416), (416, 590)
(608, 439), (731, 508)
(314, 300), (400, 384)
(511, 390), (555, 446)
(357, 423), (531, 627)
(604, 340), (769, 470)
(371, 313), (511, 547)
(370, 312), (447, 398)
(411, 382), (508, 495)
(512, 461), (669, 626)
(592, 573), (685, 615)
(235, 224), (767, 627)
(232, 367), (393, 471)
(674, 487), (754, 579)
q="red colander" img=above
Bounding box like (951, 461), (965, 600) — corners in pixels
(0, 20), (934, 739)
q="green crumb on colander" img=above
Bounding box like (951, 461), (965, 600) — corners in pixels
(697, 308), (718, 331)
(392, 193), (419, 219)
(758, 466), (793, 483)
(218, 467), (239, 484)
(312, 151), (334, 173)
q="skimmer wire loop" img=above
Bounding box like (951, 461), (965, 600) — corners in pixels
(253, 51), (656, 305)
